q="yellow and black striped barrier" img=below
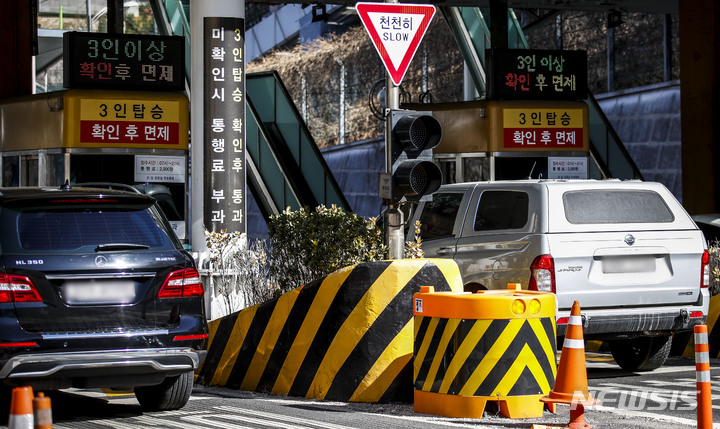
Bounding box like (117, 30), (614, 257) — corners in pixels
(413, 286), (557, 419)
(196, 259), (463, 402)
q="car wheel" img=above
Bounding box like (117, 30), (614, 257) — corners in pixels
(609, 335), (672, 371)
(134, 371), (194, 411)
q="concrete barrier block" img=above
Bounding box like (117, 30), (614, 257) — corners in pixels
(196, 258), (463, 402)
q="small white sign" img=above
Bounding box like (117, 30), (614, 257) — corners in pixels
(378, 172), (392, 200)
(548, 157), (588, 179)
(415, 297), (423, 313)
(135, 155), (186, 183)
(169, 221), (186, 240)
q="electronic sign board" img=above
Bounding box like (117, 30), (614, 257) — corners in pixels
(486, 49), (587, 101)
(63, 32), (185, 91)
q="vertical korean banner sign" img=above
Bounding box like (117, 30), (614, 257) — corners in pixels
(204, 17), (246, 233)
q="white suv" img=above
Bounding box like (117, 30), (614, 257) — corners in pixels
(408, 179), (710, 371)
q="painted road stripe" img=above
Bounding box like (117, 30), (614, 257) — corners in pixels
(182, 413), (314, 429)
(254, 400), (520, 428)
(217, 406), (358, 429)
(593, 404), (720, 428)
(631, 362), (720, 375)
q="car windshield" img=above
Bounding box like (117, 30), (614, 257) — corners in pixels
(0, 206), (176, 254)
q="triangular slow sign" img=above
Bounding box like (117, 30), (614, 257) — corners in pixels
(356, 2), (436, 86)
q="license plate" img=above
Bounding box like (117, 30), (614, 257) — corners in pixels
(63, 280), (136, 305)
(602, 256), (656, 274)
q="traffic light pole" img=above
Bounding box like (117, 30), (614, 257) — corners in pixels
(385, 66), (404, 260)
(380, 0), (443, 259)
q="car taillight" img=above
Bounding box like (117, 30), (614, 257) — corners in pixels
(701, 250), (710, 289)
(173, 334), (209, 342)
(0, 342), (38, 348)
(0, 274), (42, 303)
(158, 268), (204, 298)
(529, 255), (555, 293)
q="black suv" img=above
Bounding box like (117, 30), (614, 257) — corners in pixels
(0, 185), (207, 411)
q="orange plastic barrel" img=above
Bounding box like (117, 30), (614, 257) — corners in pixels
(413, 285), (557, 419)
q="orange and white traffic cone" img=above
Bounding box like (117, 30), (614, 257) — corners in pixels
(695, 325), (713, 429)
(540, 301), (599, 429)
(8, 386), (34, 429)
(32, 392), (52, 429)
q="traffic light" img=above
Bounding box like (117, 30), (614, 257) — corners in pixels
(388, 109), (443, 203)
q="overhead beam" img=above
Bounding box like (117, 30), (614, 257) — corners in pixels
(246, 0), (678, 14)
(520, 9), (561, 33)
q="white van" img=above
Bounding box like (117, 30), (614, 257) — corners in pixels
(408, 179), (710, 371)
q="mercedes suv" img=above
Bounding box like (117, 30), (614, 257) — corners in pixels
(0, 185), (207, 411)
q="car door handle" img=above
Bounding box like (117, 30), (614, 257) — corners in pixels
(436, 247), (454, 256)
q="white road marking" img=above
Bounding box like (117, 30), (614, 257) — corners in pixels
(133, 414), (212, 428)
(182, 412), (309, 429)
(221, 404), (505, 428)
(595, 381), (720, 410)
(593, 404), (720, 429)
(216, 405), (359, 429)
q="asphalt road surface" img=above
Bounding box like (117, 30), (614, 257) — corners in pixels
(1, 353), (718, 428)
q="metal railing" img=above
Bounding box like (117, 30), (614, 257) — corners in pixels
(247, 72), (350, 212)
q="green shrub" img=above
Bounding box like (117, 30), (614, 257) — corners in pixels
(405, 220), (424, 259)
(268, 205), (387, 291)
(205, 205), (426, 313)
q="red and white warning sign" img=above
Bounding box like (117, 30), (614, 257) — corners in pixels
(356, 2), (436, 86)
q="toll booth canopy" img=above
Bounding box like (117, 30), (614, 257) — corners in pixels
(0, 89), (190, 240)
(404, 99), (590, 184)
